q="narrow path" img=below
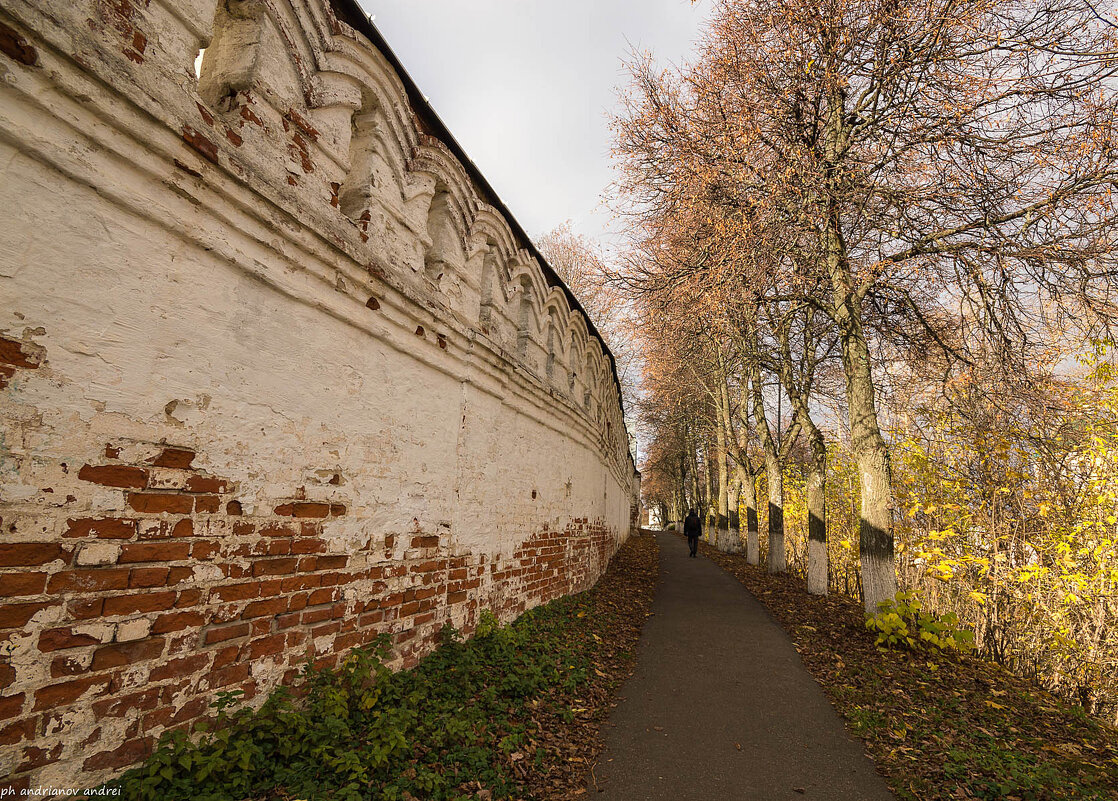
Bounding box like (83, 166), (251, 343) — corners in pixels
(590, 530), (896, 800)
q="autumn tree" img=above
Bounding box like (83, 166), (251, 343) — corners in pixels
(615, 0), (1118, 611)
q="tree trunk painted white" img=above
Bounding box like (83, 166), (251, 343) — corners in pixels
(805, 431), (828, 595)
(765, 455), (785, 573)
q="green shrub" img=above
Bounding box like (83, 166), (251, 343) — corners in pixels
(104, 598), (596, 801)
(865, 590), (975, 652)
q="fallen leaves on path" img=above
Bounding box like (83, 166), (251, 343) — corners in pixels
(522, 530), (659, 800)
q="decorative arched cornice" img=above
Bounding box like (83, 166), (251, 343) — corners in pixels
(468, 206), (519, 262)
(196, 0), (633, 459)
(542, 289), (573, 338)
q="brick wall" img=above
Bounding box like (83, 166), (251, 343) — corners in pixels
(0, 434), (617, 790)
(0, 0), (638, 792)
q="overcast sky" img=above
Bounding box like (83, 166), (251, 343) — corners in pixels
(357, 1), (710, 250)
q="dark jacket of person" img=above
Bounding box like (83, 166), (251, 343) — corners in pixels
(683, 512), (701, 539)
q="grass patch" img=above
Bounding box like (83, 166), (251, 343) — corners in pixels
(699, 537), (1118, 801)
(105, 533), (659, 801)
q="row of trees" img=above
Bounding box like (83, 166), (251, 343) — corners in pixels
(601, 0), (1118, 720)
(610, 0), (1118, 611)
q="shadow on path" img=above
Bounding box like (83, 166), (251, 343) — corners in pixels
(590, 530), (896, 800)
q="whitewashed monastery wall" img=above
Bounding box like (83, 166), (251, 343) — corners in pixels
(0, 0), (640, 792)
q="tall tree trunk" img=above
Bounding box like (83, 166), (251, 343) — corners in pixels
(775, 316), (830, 595)
(752, 366), (785, 573)
(737, 464), (759, 564)
(714, 374), (732, 550)
(805, 424), (828, 595)
(827, 231), (896, 611)
(764, 455), (785, 572)
(702, 442), (713, 539)
(727, 472), (741, 553)
(823, 83), (896, 613)
(716, 436), (729, 549)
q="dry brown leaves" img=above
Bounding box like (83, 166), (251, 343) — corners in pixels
(521, 531), (659, 800)
(698, 537), (1118, 801)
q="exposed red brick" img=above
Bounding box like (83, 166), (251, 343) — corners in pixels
(211, 583), (257, 602)
(0, 717), (33, 746)
(77, 464), (148, 489)
(0, 572), (46, 596)
(148, 448), (196, 469)
(291, 537), (327, 554)
(49, 654), (89, 678)
(191, 540), (221, 560)
(47, 569), (129, 593)
(148, 653), (210, 682)
(18, 742), (62, 771)
(128, 567), (169, 588)
(241, 597), (287, 619)
(411, 535), (440, 548)
(276, 608), (299, 630)
(196, 101), (215, 126)
(252, 557), (298, 576)
(103, 591), (176, 616)
(246, 633), (285, 659)
(171, 519), (195, 538)
(194, 494), (221, 513)
(211, 645), (240, 669)
(64, 517), (136, 539)
(330, 503), (346, 516)
(184, 475), (226, 494)
(266, 538), (292, 556)
(0, 336), (39, 368)
(0, 693), (26, 720)
(67, 598), (104, 621)
(92, 687), (159, 718)
(182, 124), (218, 164)
(316, 555), (348, 570)
(226, 500), (243, 515)
(300, 606), (332, 625)
(118, 542), (190, 563)
(90, 638), (165, 671)
(0, 543), (64, 566)
(311, 621), (341, 639)
(203, 623), (250, 645)
(285, 108), (319, 141)
(38, 628), (101, 652)
(127, 493), (193, 515)
(82, 736), (152, 771)
(209, 662), (250, 688)
(151, 611), (205, 635)
(32, 676), (107, 711)
(273, 502), (330, 518)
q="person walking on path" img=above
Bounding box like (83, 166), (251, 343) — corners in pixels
(683, 508), (701, 557)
